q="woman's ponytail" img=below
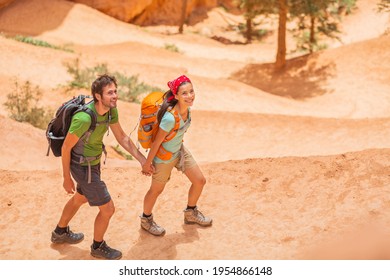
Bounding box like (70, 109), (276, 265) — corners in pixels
(157, 90), (178, 123)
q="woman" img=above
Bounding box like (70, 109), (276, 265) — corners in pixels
(141, 75), (212, 236)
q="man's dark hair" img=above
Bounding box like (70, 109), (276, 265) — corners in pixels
(91, 74), (117, 102)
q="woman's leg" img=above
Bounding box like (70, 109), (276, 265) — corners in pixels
(141, 161), (175, 236)
(184, 165), (206, 207)
(183, 165), (212, 226)
(140, 181), (167, 236)
(143, 181), (166, 215)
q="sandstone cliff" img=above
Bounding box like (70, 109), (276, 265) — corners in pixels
(69, 0), (236, 25)
(0, 0), (236, 26)
(0, 0), (14, 9)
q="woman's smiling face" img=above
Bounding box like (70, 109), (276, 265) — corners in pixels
(176, 82), (195, 107)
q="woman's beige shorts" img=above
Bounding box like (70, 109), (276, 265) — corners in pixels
(152, 146), (197, 184)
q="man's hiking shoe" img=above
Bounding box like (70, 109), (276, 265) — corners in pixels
(140, 215), (166, 236)
(184, 207), (212, 227)
(90, 241), (122, 260)
(51, 226), (84, 244)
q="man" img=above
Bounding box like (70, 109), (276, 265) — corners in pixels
(51, 74), (151, 260)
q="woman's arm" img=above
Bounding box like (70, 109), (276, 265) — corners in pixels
(142, 128), (169, 173)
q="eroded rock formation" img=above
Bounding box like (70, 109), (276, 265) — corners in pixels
(69, 0), (236, 25)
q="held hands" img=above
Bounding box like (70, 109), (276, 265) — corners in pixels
(142, 162), (155, 176)
(139, 155), (154, 176)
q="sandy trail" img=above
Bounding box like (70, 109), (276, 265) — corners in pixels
(0, 0), (389, 260)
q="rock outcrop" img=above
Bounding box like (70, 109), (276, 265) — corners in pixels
(0, 0), (15, 9)
(69, 0), (236, 26)
(68, 0), (153, 23)
(0, 0), (237, 26)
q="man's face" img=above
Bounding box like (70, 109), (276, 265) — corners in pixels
(100, 83), (118, 109)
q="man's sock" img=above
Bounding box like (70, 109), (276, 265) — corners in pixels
(93, 240), (103, 250)
(54, 225), (68, 235)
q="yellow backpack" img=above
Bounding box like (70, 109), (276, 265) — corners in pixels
(138, 91), (180, 160)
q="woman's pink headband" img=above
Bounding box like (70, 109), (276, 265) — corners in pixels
(167, 75), (191, 101)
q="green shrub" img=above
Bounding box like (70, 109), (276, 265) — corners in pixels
(64, 59), (163, 103)
(112, 145), (133, 160)
(378, 0), (390, 12)
(4, 80), (53, 129)
(13, 35), (73, 52)
(114, 72), (162, 103)
(64, 58), (109, 89)
(237, 23), (269, 41)
(294, 31), (328, 53)
(164, 43), (180, 53)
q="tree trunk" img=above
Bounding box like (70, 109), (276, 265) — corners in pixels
(275, 0), (287, 70)
(246, 18), (252, 43)
(309, 15), (315, 53)
(179, 0), (188, 34)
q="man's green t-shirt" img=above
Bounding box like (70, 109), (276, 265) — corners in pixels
(68, 102), (118, 166)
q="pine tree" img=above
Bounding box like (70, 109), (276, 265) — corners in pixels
(236, 0), (287, 68)
(236, 0), (275, 43)
(290, 0), (356, 53)
(275, 0), (288, 69)
(236, 0), (356, 69)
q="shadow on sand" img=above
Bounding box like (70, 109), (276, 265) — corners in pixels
(231, 53), (336, 100)
(0, 0), (73, 36)
(127, 225), (201, 260)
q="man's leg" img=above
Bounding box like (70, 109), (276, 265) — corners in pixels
(57, 192), (88, 227)
(51, 192), (87, 244)
(93, 199), (115, 242)
(90, 199), (122, 260)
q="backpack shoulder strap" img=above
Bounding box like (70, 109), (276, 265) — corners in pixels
(85, 107), (97, 129)
(73, 106), (97, 130)
(73, 105), (97, 143)
(94, 108), (112, 136)
(164, 108), (180, 142)
(106, 109), (112, 136)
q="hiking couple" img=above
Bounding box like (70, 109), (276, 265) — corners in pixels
(50, 74), (212, 260)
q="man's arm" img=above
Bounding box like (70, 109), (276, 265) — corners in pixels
(110, 122), (147, 167)
(61, 133), (80, 194)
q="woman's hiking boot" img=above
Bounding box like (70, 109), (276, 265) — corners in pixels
(184, 207), (212, 226)
(140, 214), (166, 236)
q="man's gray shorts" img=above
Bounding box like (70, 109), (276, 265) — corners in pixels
(70, 163), (111, 206)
